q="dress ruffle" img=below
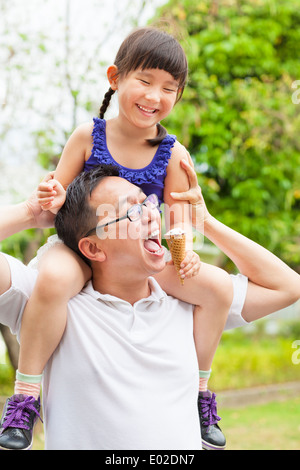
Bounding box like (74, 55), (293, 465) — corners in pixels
(86, 118), (176, 187)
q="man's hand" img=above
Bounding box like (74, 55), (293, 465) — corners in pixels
(170, 159), (211, 232)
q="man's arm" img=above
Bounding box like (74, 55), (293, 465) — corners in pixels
(0, 174), (55, 242)
(0, 253), (38, 336)
(203, 216), (300, 322)
(0, 174), (55, 296)
(171, 159), (300, 322)
(0, 254), (11, 296)
(0, 203), (35, 242)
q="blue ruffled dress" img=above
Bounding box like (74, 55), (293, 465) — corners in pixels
(84, 118), (177, 205)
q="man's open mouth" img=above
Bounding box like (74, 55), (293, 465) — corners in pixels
(143, 229), (163, 255)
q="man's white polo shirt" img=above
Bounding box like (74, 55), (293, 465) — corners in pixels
(0, 254), (248, 450)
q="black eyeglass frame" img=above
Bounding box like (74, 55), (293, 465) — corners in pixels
(83, 193), (159, 238)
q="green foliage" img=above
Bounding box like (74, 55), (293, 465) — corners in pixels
(155, 0), (300, 269)
(0, 364), (14, 396)
(0, 228), (55, 264)
(210, 320), (300, 391)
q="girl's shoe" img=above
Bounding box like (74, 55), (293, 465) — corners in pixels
(198, 390), (226, 450)
(0, 394), (42, 450)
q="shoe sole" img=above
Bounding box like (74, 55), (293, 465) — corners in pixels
(0, 445), (32, 451)
(0, 438), (33, 451)
(202, 440), (226, 451)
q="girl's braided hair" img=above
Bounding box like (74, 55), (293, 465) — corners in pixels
(99, 27), (188, 147)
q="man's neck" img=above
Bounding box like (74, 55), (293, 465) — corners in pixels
(91, 270), (151, 306)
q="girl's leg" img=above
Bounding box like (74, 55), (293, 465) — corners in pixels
(16, 244), (91, 395)
(154, 262), (233, 373)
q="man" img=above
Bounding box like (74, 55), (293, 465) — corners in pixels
(0, 164), (299, 450)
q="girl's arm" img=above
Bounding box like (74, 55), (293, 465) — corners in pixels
(171, 159), (300, 321)
(164, 143), (200, 279)
(164, 142), (195, 245)
(54, 122), (93, 188)
(38, 122), (93, 212)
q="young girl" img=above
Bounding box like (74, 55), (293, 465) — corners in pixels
(0, 27), (233, 451)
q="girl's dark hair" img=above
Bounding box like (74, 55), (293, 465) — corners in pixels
(99, 27), (188, 146)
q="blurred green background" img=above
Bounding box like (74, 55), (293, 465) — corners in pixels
(0, 0), (299, 450)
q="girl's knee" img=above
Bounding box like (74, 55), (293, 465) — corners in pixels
(35, 244), (91, 300)
(35, 263), (72, 301)
(196, 268), (234, 315)
(211, 270), (234, 314)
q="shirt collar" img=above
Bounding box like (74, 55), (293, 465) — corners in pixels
(82, 277), (166, 305)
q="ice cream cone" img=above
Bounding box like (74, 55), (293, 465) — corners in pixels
(165, 229), (186, 285)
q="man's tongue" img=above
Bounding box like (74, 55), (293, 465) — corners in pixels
(144, 239), (160, 253)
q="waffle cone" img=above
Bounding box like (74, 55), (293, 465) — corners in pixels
(166, 233), (186, 285)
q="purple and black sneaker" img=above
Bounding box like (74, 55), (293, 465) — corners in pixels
(0, 394), (42, 450)
(198, 390), (226, 450)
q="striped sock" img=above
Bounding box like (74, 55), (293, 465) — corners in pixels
(199, 369), (211, 392)
(14, 370), (42, 400)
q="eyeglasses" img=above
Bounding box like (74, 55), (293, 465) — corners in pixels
(84, 193), (159, 238)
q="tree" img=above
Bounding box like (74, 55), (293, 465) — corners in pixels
(155, 0), (300, 271)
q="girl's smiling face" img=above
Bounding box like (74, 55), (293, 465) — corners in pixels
(109, 66), (180, 131)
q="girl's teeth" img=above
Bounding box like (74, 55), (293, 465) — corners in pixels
(138, 105), (156, 113)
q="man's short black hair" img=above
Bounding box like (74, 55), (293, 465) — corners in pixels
(55, 165), (119, 263)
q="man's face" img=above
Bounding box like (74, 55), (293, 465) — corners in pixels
(88, 177), (166, 278)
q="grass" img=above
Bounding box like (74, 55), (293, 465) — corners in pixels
(30, 398), (300, 450)
(33, 422), (45, 451)
(222, 397), (300, 450)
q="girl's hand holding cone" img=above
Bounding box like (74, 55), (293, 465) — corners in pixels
(165, 229), (201, 284)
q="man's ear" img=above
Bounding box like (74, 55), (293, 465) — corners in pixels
(107, 65), (119, 91)
(78, 238), (106, 263)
